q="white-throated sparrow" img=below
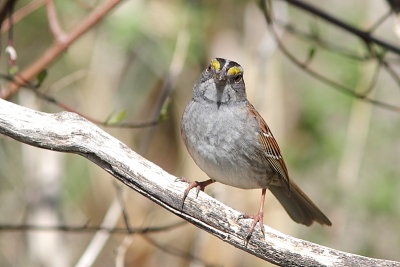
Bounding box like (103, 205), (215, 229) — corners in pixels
(181, 58), (331, 240)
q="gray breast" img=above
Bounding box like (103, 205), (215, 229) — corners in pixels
(181, 100), (272, 189)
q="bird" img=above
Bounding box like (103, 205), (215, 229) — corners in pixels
(180, 58), (331, 240)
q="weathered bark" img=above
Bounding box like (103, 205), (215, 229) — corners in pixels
(0, 98), (398, 267)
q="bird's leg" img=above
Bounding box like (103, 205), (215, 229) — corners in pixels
(181, 179), (215, 208)
(238, 188), (267, 242)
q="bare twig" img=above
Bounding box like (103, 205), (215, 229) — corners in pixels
(367, 10), (392, 33)
(138, 23), (190, 151)
(0, 221), (186, 234)
(275, 19), (371, 61)
(45, 0), (67, 42)
(276, 19), (399, 95)
(0, 0), (123, 99)
(1, 0), (46, 33)
(271, 26), (399, 111)
(141, 235), (219, 267)
(277, 0), (400, 55)
(31, 88), (160, 128)
(113, 181), (133, 233)
(115, 236), (134, 267)
(45, 69), (87, 93)
(381, 59), (400, 89)
(359, 62), (382, 96)
(260, 1), (400, 112)
(0, 99), (399, 267)
(0, 72), (161, 128)
(0, 0), (17, 30)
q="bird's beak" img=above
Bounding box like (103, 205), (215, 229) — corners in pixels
(214, 71), (227, 82)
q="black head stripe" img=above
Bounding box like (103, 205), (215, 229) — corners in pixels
(226, 60), (241, 69)
(215, 58), (226, 68)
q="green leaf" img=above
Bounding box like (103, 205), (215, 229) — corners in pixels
(158, 97), (170, 122)
(306, 46), (317, 63)
(9, 66), (19, 75)
(37, 70), (48, 87)
(106, 110), (127, 125)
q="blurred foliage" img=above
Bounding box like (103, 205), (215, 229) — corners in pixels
(0, 0), (400, 266)
(62, 155), (91, 205)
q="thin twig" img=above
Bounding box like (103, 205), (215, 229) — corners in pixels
(0, 0), (17, 30)
(275, 19), (371, 61)
(6, 0), (15, 44)
(367, 10), (392, 33)
(138, 18), (190, 151)
(141, 235), (220, 267)
(1, 0), (46, 33)
(358, 61), (382, 96)
(1, 0), (123, 99)
(0, 72), (161, 128)
(75, 196), (131, 267)
(44, 69), (87, 93)
(260, 0), (400, 112)
(271, 27), (399, 110)
(113, 181), (133, 233)
(45, 0), (67, 42)
(31, 88), (160, 128)
(278, 0), (400, 55)
(381, 59), (400, 89)
(115, 236), (134, 267)
(0, 221), (186, 234)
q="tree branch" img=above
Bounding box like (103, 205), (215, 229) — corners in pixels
(278, 0), (400, 55)
(0, 98), (398, 267)
(0, 0), (122, 99)
(45, 0), (67, 42)
(0, 221), (186, 234)
(260, 1), (400, 112)
(1, 0), (46, 33)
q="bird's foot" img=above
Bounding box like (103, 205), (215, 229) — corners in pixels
(181, 179), (214, 209)
(238, 211), (265, 244)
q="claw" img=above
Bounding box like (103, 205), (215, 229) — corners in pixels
(239, 212), (265, 242)
(238, 188), (267, 243)
(181, 179), (215, 209)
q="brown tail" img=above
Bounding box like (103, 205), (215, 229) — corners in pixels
(269, 180), (332, 226)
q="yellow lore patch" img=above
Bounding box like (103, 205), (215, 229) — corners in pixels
(227, 66), (241, 76)
(210, 59), (220, 71)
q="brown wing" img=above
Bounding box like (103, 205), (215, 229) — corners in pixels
(247, 103), (290, 191)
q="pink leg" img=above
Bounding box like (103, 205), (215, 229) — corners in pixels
(181, 179), (215, 208)
(239, 188), (267, 242)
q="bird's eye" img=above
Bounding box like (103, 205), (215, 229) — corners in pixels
(234, 75), (242, 83)
(206, 65), (212, 72)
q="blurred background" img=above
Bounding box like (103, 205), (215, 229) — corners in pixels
(0, 0), (400, 266)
